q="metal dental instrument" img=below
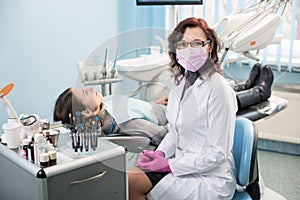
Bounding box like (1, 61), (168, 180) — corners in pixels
(79, 127), (83, 152)
(102, 48), (108, 79)
(111, 46), (118, 78)
(75, 111), (84, 152)
(95, 115), (102, 148)
(84, 120), (91, 152)
(109, 47), (118, 94)
(101, 48), (108, 96)
(90, 119), (95, 150)
(90, 116), (100, 151)
(69, 113), (76, 149)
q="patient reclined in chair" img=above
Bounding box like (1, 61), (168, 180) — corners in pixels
(53, 63), (277, 146)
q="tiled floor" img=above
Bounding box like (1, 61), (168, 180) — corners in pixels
(258, 150), (300, 200)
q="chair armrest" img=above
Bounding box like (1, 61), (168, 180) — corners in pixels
(102, 136), (151, 153)
(237, 95), (288, 121)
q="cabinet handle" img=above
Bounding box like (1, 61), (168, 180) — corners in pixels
(70, 170), (107, 185)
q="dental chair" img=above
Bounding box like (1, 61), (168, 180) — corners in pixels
(233, 117), (260, 200)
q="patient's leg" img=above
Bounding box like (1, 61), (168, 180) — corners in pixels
(128, 167), (152, 200)
(232, 63), (261, 92)
(236, 65), (274, 110)
(151, 104), (168, 126)
(119, 119), (168, 145)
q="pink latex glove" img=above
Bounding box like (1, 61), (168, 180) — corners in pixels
(137, 151), (171, 172)
(138, 150), (165, 163)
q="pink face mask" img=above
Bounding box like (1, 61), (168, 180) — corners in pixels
(176, 47), (208, 72)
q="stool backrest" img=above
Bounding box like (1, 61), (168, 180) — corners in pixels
(233, 117), (258, 186)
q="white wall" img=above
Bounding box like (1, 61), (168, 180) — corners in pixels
(0, 0), (118, 132)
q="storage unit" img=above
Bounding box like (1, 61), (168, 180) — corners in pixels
(0, 137), (127, 200)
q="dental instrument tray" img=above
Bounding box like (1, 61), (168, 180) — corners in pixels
(0, 134), (126, 200)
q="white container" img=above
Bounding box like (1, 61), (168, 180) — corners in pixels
(34, 134), (45, 165)
(2, 122), (21, 149)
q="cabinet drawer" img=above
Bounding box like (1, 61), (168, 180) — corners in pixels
(47, 154), (126, 200)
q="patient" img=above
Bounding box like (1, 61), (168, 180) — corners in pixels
(53, 88), (168, 145)
(53, 63), (273, 146)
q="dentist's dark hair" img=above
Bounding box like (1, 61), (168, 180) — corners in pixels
(168, 17), (221, 84)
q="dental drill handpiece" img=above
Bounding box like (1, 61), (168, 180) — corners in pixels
(101, 49), (108, 79)
(90, 119), (95, 150)
(79, 116), (87, 153)
(69, 113), (77, 150)
(79, 119), (84, 153)
(110, 48), (118, 79)
(95, 115), (102, 148)
(110, 66), (116, 79)
(84, 119), (91, 152)
(101, 66), (107, 79)
(90, 119), (96, 151)
(75, 111), (84, 152)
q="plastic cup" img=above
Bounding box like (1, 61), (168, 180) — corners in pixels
(2, 122), (21, 149)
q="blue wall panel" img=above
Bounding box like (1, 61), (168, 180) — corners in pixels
(0, 0), (118, 131)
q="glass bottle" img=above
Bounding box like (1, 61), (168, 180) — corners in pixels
(22, 138), (31, 160)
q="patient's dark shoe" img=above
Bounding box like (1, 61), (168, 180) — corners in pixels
(254, 65), (274, 101)
(235, 65), (273, 109)
(232, 63), (261, 92)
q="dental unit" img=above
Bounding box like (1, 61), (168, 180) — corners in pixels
(78, 46), (122, 95)
(215, 0), (289, 66)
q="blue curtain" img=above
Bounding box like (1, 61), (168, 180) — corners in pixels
(118, 0), (165, 32)
(117, 0), (167, 59)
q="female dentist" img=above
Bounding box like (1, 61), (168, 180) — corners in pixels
(128, 17), (238, 200)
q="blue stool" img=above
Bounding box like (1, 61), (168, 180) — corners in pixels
(232, 117), (260, 200)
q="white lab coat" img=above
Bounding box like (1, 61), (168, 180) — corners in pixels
(147, 69), (238, 200)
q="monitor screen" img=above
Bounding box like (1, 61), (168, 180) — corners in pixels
(136, 0), (203, 5)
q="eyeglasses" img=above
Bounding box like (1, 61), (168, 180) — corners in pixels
(175, 39), (211, 50)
